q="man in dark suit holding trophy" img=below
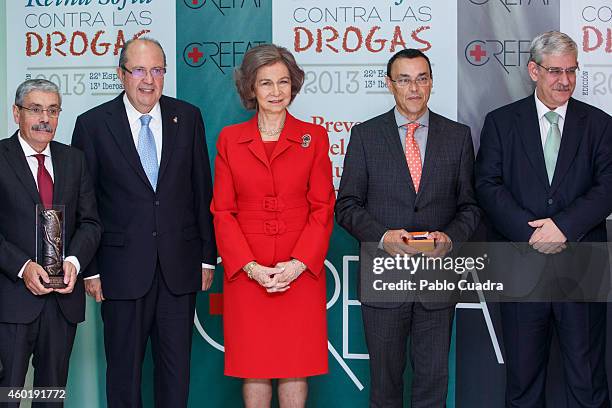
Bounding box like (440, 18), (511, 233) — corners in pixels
(0, 79), (101, 406)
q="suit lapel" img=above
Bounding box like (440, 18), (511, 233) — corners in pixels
(50, 142), (65, 204)
(240, 113), (311, 168)
(3, 133), (41, 205)
(240, 115), (270, 170)
(517, 96), (550, 190)
(270, 112), (303, 163)
(417, 112), (443, 200)
(550, 98), (583, 194)
(104, 94), (152, 189)
(158, 96), (178, 185)
(381, 109), (416, 195)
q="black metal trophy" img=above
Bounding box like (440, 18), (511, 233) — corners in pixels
(36, 205), (66, 289)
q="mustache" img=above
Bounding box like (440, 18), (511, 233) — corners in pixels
(31, 123), (54, 133)
(553, 85), (572, 91)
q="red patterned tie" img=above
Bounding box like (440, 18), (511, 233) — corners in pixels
(34, 154), (53, 208)
(404, 123), (422, 192)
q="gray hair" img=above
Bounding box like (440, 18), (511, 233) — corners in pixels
(118, 37), (167, 68)
(529, 31), (578, 64)
(15, 79), (61, 106)
(234, 43), (305, 110)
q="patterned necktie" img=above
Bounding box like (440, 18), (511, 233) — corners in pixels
(137, 114), (159, 190)
(404, 122), (422, 192)
(34, 154), (53, 208)
(543, 111), (561, 184)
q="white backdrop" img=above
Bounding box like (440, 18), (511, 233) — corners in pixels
(6, 0), (176, 144)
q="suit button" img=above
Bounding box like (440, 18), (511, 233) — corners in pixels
(152, 231), (157, 237)
(154, 200), (160, 206)
(547, 198), (553, 205)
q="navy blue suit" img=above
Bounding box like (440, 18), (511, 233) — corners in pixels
(476, 95), (612, 407)
(72, 93), (216, 408)
(0, 134), (101, 407)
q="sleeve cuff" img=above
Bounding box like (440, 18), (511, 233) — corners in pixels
(378, 231), (389, 250)
(202, 263), (215, 269)
(17, 260), (31, 279)
(65, 256), (81, 274)
(84, 274), (100, 280)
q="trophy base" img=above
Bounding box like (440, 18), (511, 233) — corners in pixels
(43, 276), (67, 289)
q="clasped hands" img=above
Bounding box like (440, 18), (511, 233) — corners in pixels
(528, 218), (567, 254)
(383, 229), (451, 258)
(246, 259), (306, 293)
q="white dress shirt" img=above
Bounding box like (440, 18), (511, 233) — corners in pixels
(123, 93), (163, 165)
(16, 133), (81, 278)
(534, 90), (567, 146)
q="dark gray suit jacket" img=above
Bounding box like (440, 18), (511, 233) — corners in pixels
(335, 108), (481, 308)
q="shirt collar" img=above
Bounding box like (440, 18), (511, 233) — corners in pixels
(534, 90), (568, 122)
(394, 107), (430, 129)
(123, 93), (162, 128)
(17, 131), (51, 158)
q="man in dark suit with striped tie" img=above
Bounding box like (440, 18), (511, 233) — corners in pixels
(0, 79), (101, 406)
(336, 49), (480, 407)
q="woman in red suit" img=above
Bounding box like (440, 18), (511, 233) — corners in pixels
(211, 44), (335, 407)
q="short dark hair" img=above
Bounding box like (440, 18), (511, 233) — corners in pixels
(386, 49), (433, 80)
(234, 44), (305, 110)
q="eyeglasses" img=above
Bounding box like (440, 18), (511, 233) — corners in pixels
(17, 105), (62, 118)
(121, 66), (167, 79)
(535, 62), (579, 76)
(388, 76), (431, 88)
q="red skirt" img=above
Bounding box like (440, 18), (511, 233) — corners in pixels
(223, 264), (328, 378)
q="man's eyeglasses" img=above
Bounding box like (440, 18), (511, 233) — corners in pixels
(17, 105), (62, 118)
(535, 62), (579, 76)
(388, 76), (431, 88)
(121, 66), (167, 79)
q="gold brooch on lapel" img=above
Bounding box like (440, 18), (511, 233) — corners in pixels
(173, 116), (178, 124)
(301, 134), (311, 148)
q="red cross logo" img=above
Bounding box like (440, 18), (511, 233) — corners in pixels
(184, 0), (205, 9)
(188, 47), (204, 64)
(469, 44), (487, 62)
(465, 41), (490, 66)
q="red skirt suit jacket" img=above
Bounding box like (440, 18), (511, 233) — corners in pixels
(211, 112), (335, 378)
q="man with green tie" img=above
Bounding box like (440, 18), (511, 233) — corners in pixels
(475, 31), (612, 407)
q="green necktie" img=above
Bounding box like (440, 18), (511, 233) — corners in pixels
(543, 111), (561, 184)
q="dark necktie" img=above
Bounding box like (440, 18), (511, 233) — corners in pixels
(34, 154), (53, 208)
